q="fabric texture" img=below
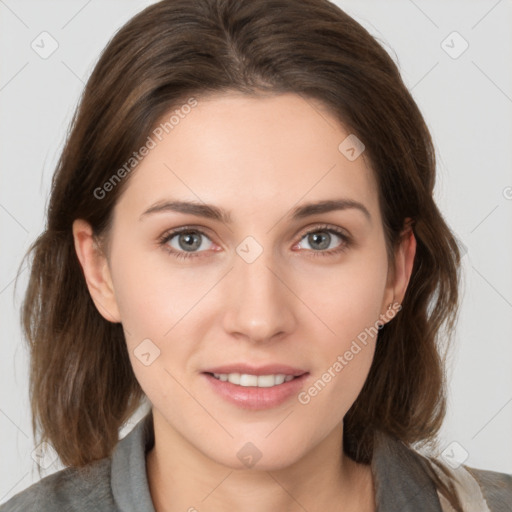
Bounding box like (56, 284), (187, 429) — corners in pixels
(429, 459), (491, 512)
(1, 410), (511, 511)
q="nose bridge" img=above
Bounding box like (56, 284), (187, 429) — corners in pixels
(222, 237), (296, 342)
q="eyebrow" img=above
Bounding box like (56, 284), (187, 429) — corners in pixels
(139, 198), (371, 224)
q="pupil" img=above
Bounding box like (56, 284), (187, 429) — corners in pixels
(179, 232), (201, 251)
(309, 232), (330, 250)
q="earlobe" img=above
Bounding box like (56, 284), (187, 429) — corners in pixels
(72, 219), (121, 323)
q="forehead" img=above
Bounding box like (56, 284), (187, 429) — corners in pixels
(114, 92), (379, 224)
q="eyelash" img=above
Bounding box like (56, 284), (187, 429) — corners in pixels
(157, 224), (352, 261)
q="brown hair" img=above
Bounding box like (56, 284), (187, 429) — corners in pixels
(16, 0), (463, 508)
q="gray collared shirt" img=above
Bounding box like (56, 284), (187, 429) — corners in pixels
(1, 411), (511, 511)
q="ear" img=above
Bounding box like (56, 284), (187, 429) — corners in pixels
(72, 218), (121, 323)
(381, 217), (416, 319)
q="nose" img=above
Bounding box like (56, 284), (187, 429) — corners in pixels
(221, 245), (297, 344)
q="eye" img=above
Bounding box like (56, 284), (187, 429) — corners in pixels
(294, 225), (351, 257)
(158, 224), (352, 261)
(158, 227), (215, 260)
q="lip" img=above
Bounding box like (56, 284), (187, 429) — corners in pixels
(202, 363), (308, 377)
(201, 370), (310, 410)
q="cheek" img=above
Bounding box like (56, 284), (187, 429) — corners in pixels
(293, 249), (387, 415)
(108, 241), (221, 399)
(296, 304), (378, 431)
(109, 239), (206, 338)
(297, 246), (388, 344)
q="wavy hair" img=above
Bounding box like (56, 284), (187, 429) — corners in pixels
(16, 0), (463, 508)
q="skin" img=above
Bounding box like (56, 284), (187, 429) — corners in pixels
(73, 92), (416, 512)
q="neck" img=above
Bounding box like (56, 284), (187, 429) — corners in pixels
(146, 409), (375, 512)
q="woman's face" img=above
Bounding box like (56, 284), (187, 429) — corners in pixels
(82, 92), (411, 470)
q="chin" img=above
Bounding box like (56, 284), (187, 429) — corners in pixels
(199, 434), (310, 472)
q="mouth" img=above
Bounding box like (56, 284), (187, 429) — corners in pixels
(201, 368), (310, 410)
(203, 371), (304, 388)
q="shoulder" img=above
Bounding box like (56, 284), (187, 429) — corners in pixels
(372, 430), (512, 511)
(464, 465), (512, 511)
(426, 455), (512, 512)
(0, 457), (115, 512)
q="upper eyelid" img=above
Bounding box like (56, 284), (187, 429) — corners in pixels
(162, 223), (348, 237)
(161, 225), (220, 245)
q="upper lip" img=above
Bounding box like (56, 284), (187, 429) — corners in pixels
(202, 364), (308, 377)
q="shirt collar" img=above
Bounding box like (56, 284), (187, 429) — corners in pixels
(111, 409), (156, 512)
(111, 410), (442, 512)
(371, 429), (443, 511)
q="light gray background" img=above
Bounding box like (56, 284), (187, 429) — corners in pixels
(1, 0), (511, 504)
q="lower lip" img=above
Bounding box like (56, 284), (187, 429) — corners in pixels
(202, 373), (309, 410)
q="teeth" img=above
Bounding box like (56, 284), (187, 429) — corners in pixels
(211, 373), (297, 387)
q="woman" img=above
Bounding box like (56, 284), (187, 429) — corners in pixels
(2, 0), (511, 511)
